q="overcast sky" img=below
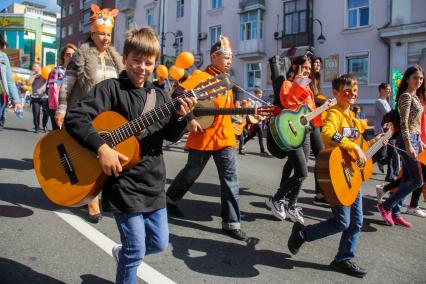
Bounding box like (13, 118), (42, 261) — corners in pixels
(0, 0), (60, 13)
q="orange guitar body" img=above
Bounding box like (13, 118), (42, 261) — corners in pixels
(316, 141), (372, 206)
(33, 111), (140, 207)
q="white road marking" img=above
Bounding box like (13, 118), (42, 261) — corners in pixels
(55, 209), (176, 284)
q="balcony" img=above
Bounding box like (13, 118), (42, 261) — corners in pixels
(236, 39), (265, 59)
(116, 0), (136, 13)
(281, 32), (312, 49)
(239, 0), (265, 12)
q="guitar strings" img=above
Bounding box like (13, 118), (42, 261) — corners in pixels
(57, 77), (230, 164)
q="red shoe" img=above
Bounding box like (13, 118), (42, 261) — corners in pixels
(378, 203), (394, 225)
(392, 216), (413, 228)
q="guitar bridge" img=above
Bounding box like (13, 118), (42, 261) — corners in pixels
(57, 144), (78, 185)
(341, 160), (352, 189)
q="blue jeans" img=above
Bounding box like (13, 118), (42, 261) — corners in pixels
(167, 147), (241, 229)
(303, 190), (363, 261)
(114, 208), (169, 284)
(0, 94), (7, 127)
(383, 134), (423, 216)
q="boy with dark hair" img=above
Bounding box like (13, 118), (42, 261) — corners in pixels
(287, 74), (386, 278)
(65, 27), (196, 284)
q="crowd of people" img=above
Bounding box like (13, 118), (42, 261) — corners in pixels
(1, 4), (425, 284)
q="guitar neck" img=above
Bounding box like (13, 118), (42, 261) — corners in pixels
(193, 107), (256, 116)
(364, 129), (393, 160)
(304, 98), (337, 122)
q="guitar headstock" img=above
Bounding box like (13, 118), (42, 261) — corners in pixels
(326, 98), (337, 107)
(192, 73), (233, 101)
(256, 106), (282, 116)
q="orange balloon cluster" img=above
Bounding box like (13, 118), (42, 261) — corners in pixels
(156, 65), (168, 79)
(175, 51), (194, 69)
(169, 65), (185, 81)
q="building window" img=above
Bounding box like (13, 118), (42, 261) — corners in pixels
(246, 62), (261, 88)
(284, 0), (308, 35)
(347, 0), (369, 28)
(61, 27), (66, 38)
(175, 31), (183, 56)
(126, 15), (135, 29)
(83, 11), (91, 25)
(68, 24), (73, 36)
(209, 25), (221, 47)
(346, 53), (369, 84)
(146, 8), (154, 26)
(240, 10), (263, 41)
(79, 19), (83, 32)
(176, 0), (184, 19)
(69, 3), (74, 15)
(62, 6), (68, 18)
(210, 0), (223, 9)
(80, 0), (83, 9)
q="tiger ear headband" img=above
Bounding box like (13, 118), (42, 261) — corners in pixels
(90, 4), (119, 34)
(213, 35), (233, 56)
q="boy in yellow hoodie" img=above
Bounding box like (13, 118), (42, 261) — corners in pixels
(286, 74), (385, 278)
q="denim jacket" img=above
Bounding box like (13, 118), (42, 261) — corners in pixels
(0, 51), (20, 103)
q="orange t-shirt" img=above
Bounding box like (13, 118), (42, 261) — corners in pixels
(184, 65), (236, 151)
(279, 80), (322, 127)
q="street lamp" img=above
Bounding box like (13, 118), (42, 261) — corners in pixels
(160, 31), (179, 65)
(313, 18), (326, 44)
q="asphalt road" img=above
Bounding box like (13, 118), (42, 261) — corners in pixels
(0, 108), (425, 283)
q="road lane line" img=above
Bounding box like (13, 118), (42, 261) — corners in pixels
(55, 209), (176, 284)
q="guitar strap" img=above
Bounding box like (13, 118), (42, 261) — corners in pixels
(137, 89), (157, 140)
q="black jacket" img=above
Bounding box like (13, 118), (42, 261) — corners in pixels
(65, 71), (187, 213)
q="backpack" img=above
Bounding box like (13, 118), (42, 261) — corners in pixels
(381, 109), (400, 138)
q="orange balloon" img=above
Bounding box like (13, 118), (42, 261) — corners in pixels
(169, 65), (185, 81)
(175, 51), (194, 69)
(192, 69), (203, 76)
(41, 66), (52, 80)
(156, 65), (169, 79)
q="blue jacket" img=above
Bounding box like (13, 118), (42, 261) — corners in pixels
(0, 50), (20, 103)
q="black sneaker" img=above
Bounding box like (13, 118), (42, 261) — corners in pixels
(330, 260), (367, 278)
(222, 228), (248, 241)
(238, 150), (246, 155)
(287, 222), (305, 255)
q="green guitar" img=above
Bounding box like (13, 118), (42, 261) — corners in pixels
(269, 98), (337, 151)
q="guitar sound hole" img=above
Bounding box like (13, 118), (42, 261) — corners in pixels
(300, 116), (307, 126)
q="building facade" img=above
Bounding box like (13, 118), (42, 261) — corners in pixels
(0, 1), (58, 68)
(113, 0), (425, 116)
(58, 0), (116, 47)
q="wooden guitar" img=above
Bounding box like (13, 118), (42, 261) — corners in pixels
(193, 100), (281, 131)
(269, 98), (337, 151)
(33, 73), (232, 207)
(315, 128), (393, 206)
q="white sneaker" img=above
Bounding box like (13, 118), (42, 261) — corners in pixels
(112, 244), (122, 263)
(265, 197), (286, 220)
(406, 206), (426, 218)
(286, 205), (305, 224)
(375, 184), (386, 203)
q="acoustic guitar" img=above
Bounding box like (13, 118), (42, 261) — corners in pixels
(315, 128), (393, 206)
(269, 98), (337, 151)
(193, 100), (281, 131)
(33, 73), (232, 207)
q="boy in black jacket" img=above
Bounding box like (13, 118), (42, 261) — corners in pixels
(65, 27), (196, 284)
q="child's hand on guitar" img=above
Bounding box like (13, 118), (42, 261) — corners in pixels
(187, 119), (203, 133)
(97, 144), (129, 177)
(176, 97), (197, 116)
(354, 145), (367, 169)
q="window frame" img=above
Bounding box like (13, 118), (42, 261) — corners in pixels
(176, 0), (184, 19)
(126, 15), (135, 30)
(210, 0), (223, 10)
(240, 10), (263, 41)
(175, 31), (183, 56)
(345, 0), (370, 29)
(245, 62), (262, 89)
(209, 25), (222, 47)
(283, 0), (308, 35)
(345, 51), (370, 85)
(68, 24), (73, 36)
(69, 3), (74, 15)
(146, 8), (154, 27)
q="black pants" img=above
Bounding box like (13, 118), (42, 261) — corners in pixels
(48, 109), (59, 130)
(31, 97), (49, 130)
(383, 164), (425, 208)
(274, 134), (310, 206)
(279, 127), (324, 194)
(244, 123), (265, 152)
